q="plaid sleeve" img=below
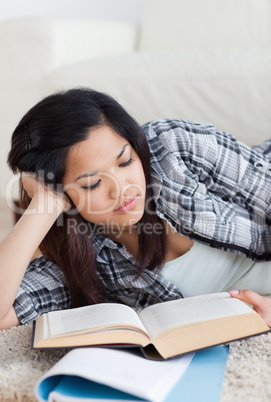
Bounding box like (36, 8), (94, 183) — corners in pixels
(13, 255), (71, 325)
(252, 139), (271, 157)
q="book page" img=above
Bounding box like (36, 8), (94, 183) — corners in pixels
(36, 347), (194, 402)
(47, 303), (148, 338)
(139, 292), (254, 340)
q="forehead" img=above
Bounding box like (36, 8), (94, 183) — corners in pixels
(64, 126), (129, 178)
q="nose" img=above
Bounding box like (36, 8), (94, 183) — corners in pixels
(109, 176), (121, 200)
(110, 188), (121, 199)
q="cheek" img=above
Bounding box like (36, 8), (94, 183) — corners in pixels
(74, 189), (116, 218)
(132, 164), (146, 194)
(79, 194), (116, 224)
(64, 186), (89, 213)
(65, 186), (82, 208)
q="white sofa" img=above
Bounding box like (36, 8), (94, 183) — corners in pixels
(1, 0), (271, 202)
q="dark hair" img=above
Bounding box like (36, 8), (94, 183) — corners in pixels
(7, 88), (166, 307)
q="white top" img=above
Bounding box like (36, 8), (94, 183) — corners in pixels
(160, 242), (271, 297)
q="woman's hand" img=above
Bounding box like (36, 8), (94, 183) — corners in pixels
(230, 289), (271, 327)
(21, 172), (71, 213)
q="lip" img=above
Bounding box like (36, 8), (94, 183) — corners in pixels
(114, 196), (137, 213)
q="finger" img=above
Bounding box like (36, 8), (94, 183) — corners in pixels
(229, 289), (264, 308)
(21, 172), (37, 183)
(21, 171), (35, 177)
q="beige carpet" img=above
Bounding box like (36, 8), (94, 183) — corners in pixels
(1, 325), (271, 402)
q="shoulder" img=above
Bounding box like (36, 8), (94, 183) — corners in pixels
(142, 119), (222, 153)
(142, 118), (218, 138)
(142, 118), (246, 160)
(142, 119), (221, 162)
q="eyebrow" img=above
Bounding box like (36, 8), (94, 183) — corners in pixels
(75, 143), (129, 182)
(116, 143), (129, 160)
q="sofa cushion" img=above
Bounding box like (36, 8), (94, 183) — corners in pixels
(0, 18), (139, 198)
(0, 18), (138, 125)
(139, 0), (271, 50)
(43, 49), (271, 146)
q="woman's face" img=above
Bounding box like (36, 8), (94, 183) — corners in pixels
(62, 125), (146, 233)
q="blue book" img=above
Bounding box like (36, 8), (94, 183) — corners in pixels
(36, 345), (229, 402)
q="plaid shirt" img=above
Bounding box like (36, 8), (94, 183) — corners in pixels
(14, 119), (271, 324)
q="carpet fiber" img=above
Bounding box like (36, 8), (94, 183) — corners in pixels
(1, 325), (271, 401)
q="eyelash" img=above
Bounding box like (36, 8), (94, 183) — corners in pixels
(82, 158), (134, 191)
(82, 179), (101, 191)
(119, 157), (134, 168)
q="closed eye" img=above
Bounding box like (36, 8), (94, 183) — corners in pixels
(119, 157), (134, 168)
(81, 179), (101, 191)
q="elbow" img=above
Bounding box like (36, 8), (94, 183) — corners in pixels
(0, 308), (20, 330)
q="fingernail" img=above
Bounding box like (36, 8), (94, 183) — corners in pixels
(230, 290), (239, 295)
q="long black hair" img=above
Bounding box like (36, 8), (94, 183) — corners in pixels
(8, 88), (166, 307)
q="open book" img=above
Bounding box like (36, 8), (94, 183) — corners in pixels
(35, 347), (195, 402)
(35, 346), (229, 402)
(32, 292), (270, 359)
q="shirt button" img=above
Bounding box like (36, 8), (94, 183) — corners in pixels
(254, 161), (263, 169)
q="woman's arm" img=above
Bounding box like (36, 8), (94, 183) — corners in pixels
(230, 289), (271, 327)
(0, 307), (20, 330)
(0, 174), (70, 321)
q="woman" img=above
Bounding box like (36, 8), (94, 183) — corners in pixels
(1, 87), (271, 330)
